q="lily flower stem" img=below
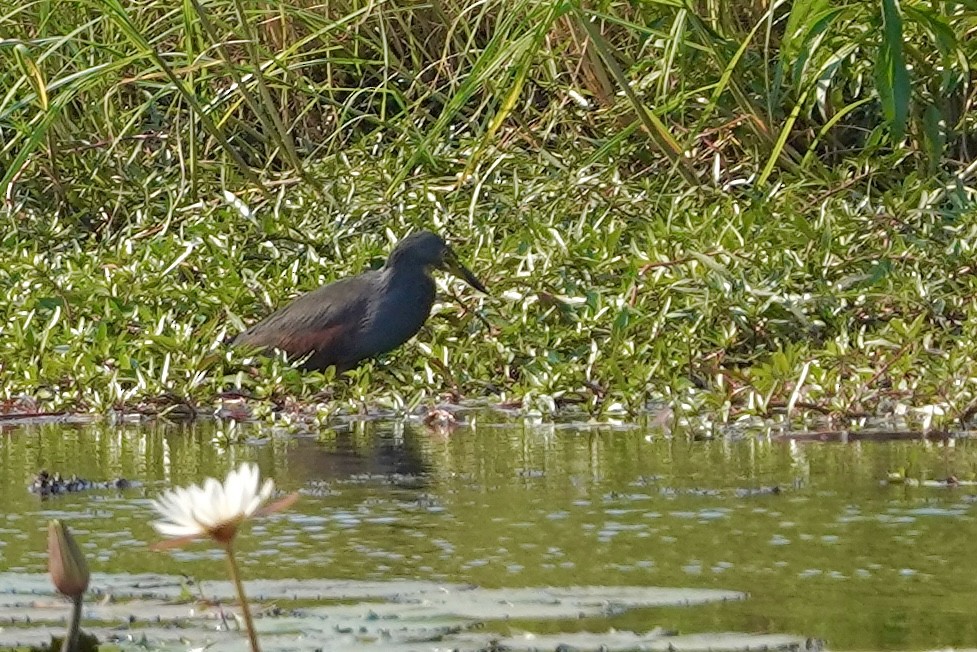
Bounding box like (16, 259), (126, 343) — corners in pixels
(61, 595), (82, 652)
(223, 543), (261, 652)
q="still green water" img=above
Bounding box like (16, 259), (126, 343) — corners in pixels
(1, 415), (976, 650)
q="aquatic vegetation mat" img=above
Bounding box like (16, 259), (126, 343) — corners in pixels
(0, 572), (813, 651)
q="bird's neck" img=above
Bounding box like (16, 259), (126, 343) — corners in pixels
(367, 266), (437, 347)
(384, 263), (435, 285)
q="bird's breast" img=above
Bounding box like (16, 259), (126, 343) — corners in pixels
(360, 273), (437, 356)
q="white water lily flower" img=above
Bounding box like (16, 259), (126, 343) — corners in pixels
(151, 463), (295, 549)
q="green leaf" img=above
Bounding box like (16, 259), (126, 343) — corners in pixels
(921, 104), (946, 173)
(877, 0), (909, 142)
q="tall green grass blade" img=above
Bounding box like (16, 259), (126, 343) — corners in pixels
(389, 3), (544, 191)
(657, 8), (686, 103)
(921, 104), (946, 173)
(228, 0), (304, 175)
(463, 1), (564, 181)
(681, 8), (800, 170)
(0, 97), (63, 195)
(681, 8), (766, 159)
(12, 44), (48, 110)
(799, 96), (873, 169)
(574, 4), (697, 186)
(757, 85), (810, 186)
(97, 0), (267, 193)
(878, 0), (909, 143)
(187, 0), (304, 179)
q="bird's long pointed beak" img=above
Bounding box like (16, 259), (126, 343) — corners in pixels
(442, 248), (488, 294)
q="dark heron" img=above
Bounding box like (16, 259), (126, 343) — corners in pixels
(234, 231), (488, 372)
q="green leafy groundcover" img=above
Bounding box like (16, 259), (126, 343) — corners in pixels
(1, 0), (976, 424)
(1, 143), (975, 426)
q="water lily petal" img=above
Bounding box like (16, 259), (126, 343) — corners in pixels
(149, 463), (284, 548)
(152, 520), (202, 538)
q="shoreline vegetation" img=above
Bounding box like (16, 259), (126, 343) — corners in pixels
(1, 1), (975, 427)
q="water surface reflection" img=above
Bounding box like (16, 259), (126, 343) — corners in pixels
(1, 416), (975, 649)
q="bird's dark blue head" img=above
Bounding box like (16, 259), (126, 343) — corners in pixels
(387, 231), (448, 267)
(386, 231), (488, 293)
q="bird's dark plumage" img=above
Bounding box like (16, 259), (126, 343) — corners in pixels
(234, 231), (487, 372)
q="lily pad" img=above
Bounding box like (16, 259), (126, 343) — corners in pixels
(0, 573), (781, 651)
